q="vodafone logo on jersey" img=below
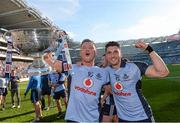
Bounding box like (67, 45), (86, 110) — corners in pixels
(83, 78), (93, 88)
(114, 82), (123, 91)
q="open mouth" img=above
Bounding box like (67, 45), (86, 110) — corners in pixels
(86, 53), (90, 56)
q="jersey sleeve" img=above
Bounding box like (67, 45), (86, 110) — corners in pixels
(134, 62), (148, 76)
(25, 77), (33, 94)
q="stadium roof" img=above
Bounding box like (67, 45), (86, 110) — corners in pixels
(0, 0), (57, 62)
(0, 0), (57, 30)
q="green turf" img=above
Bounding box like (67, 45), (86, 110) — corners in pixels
(142, 64), (180, 122)
(0, 82), (66, 122)
(0, 64), (180, 122)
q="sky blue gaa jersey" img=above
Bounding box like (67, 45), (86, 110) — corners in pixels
(25, 75), (42, 94)
(65, 64), (109, 122)
(48, 72), (66, 92)
(106, 60), (153, 121)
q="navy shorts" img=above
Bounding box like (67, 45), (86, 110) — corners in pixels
(102, 104), (117, 115)
(53, 89), (66, 100)
(0, 88), (8, 96)
(42, 87), (51, 95)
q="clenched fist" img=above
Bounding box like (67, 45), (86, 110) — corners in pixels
(135, 39), (148, 50)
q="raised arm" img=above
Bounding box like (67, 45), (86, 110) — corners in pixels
(43, 52), (62, 73)
(135, 40), (169, 78)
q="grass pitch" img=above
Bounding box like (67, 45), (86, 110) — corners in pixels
(143, 64), (180, 122)
(0, 64), (180, 122)
(0, 82), (66, 122)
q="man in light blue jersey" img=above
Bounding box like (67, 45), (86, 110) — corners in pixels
(0, 69), (8, 111)
(44, 39), (110, 122)
(105, 41), (169, 122)
(48, 71), (67, 119)
(24, 75), (43, 122)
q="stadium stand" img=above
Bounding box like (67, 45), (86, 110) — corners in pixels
(0, 0), (55, 29)
(0, 0), (78, 77)
(127, 38), (180, 64)
(0, 0), (59, 78)
(69, 33), (180, 65)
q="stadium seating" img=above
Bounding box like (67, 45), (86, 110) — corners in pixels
(69, 36), (180, 64)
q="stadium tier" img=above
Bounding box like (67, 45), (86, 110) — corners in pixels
(117, 39), (179, 64)
(69, 35), (180, 64)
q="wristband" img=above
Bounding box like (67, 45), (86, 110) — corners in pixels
(145, 45), (154, 54)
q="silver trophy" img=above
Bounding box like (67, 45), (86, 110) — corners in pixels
(6, 28), (60, 76)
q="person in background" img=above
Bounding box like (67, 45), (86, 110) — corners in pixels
(9, 69), (21, 109)
(105, 40), (169, 122)
(24, 75), (43, 122)
(0, 68), (8, 111)
(41, 74), (51, 111)
(48, 70), (67, 119)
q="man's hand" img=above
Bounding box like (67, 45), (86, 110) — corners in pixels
(101, 97), (106, 108)
(101, 85), (111, 108)
(104, 85), (112, 94)
(43, 52), (62, 72)
(135, 39), (148, 50)
(43, 52), (54, 65)
(51, 83), (57, 92)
